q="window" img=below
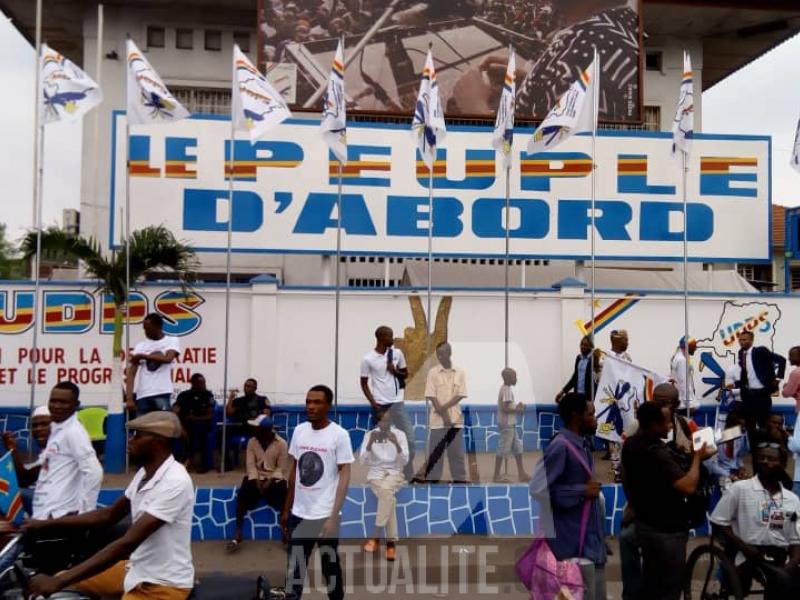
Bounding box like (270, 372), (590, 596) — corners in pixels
(205, 30), (222, 51)
(791, 267), (800, 291)
(643, 106), (661, 131)
(176, 29), (193, 50)
(737, 264), (775, 291)
(147, 26), (165, 49)
(645, 51), (663, 72)
(171, 86), (231, 115)
(233, 31), (250, 53)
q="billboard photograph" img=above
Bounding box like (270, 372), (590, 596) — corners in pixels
(257, 0), (642, 122)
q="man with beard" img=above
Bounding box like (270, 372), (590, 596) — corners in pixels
(711, 438), (800, 599)
(127, 313), (180, 416)
(529, 393), (607, 600)
(27, 411), (195, 599)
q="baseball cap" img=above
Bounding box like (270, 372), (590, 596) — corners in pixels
(127, 411), (182, 439)
(32, 406), (50, 418)
(247, 414), (273, 429)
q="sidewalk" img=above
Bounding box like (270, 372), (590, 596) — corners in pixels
(190, 534), (661, 599)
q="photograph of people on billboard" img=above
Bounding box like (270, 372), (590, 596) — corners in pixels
(257, 0), (641, 122)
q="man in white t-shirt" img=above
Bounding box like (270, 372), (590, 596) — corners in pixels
(32, 382), (102, 520)
(28, 411), (195, 600)
(359, 325), (415, 480)
(126, 313), (180, 416)
(282, 384), (353, 600)
(359, 409), (409, 561)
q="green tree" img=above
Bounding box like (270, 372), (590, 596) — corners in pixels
(22, 225), (198, 471)
(0, 224), (25, 279)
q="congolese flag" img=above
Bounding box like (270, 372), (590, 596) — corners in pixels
(411, 49), (446, 171)
(232, 44), (291, 141)
(40, 44), (102, 124)
(126, 39), (189, 126)
(0, 451), (24, 525)
(491, 49), (516, 170)
(320, 39), (347, 164)
(671, 50), (694, 157)
(526, 51), (598, 155)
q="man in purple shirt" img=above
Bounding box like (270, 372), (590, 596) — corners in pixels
(530, 393), (606, 600)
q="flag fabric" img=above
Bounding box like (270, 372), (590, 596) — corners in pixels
(526, 51), (598, 155)
(40, 44), (102, 124)
(593, 354), (667, 443)
(411, 49), (446, 170)
(671, 50), (694, 157)
(492, 50), (516, 170)
(320, 39), (347, 164)
(791, 115), (800, 173)
(232, 44), (291, 141)
(0, 451), (24, 525)
(126, 39), (189, 126)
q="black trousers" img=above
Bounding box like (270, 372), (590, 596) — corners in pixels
(235, 478), (288, 528)
(286, 514), (344, 600)
(636, 522), (688, 600)
(740, 388), (772, 430)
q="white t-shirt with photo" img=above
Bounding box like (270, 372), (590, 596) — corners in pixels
(360, 347), (406, 405)
(289, 421), (354, 520)
(132, 335), (180, 399)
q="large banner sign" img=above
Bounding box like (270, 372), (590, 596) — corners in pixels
(256, 0), (642, 123)
(112, 114), (770, 262)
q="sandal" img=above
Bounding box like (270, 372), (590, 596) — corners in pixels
(225, 538), (242, 554)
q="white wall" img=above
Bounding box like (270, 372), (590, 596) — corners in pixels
(1, 280), (795, 410)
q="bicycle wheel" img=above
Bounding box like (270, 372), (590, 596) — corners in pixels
(684, 544), (744, 600)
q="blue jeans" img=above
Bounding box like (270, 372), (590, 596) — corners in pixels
(135, 393), (171, 416)
(375, 401), (416, 481)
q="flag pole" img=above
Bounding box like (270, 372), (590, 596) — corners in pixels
(28, 0), (43, 439)
(123, 34), (133, 473)
(333, 35), (345, 415)
(503, 45), (513, 370)
(589, 48), (598, 401)
(682, 143), (690, 410)
(334, 160), (343, 414)
(220, 116), (235, 475)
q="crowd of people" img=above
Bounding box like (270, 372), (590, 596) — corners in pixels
(0, 312), (798, 599)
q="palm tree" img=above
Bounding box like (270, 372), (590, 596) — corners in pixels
(22, 225), (198, 471)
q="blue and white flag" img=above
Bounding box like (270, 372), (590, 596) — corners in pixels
(791, 115), (800, 173)
(492, 50), (516, 170)
(526, 51), (598, 154)
(232, 44), (291, 141)
(411, 49), (446, 171)
(126, 39), (189, 125)
(671, 50), (694, 157)
(320, 39), (347, 164)
(40, 44), (102, 124)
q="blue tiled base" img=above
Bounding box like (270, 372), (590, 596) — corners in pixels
(99, 482), (631, 542)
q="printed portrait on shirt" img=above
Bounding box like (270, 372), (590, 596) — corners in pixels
(298, 450), (324, 486)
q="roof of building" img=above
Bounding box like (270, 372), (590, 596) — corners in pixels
(2, 0), (798, 92)
(402, 260), (757, 293)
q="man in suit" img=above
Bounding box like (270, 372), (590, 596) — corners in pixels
(736, 330), (786, 432)
(556, 335), (595, 402)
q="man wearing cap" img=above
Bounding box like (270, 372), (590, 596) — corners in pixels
(32, 382), (102, 520)
(2, 405), (51, 516)
(27, 411), (195, 600)
(226, 415), (289, 553)
(670, 336), (698, 416)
